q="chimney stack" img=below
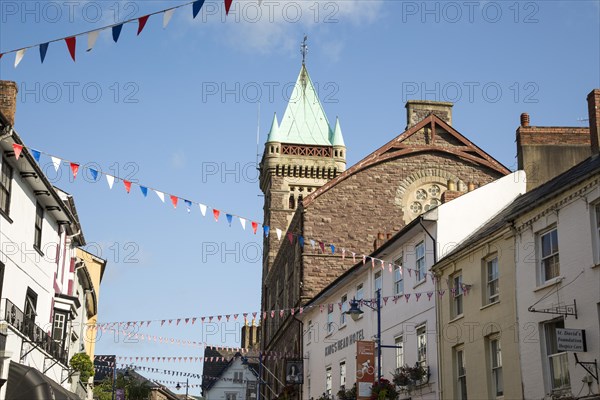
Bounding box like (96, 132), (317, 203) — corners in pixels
(405, 100), (453, 128)
(520, 113), (530, 127)
(0, 81), (18, 126)
(587, 89), (600, 154)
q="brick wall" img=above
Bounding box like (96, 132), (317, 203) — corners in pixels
(0, 80), (18, 126)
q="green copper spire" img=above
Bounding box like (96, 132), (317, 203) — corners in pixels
(266, 112), (280, 142)
(331, 116), (345, 146)
(277, 65), (333, 146)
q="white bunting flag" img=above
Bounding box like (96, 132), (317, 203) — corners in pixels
(87, 30), (100, 51)
(163, 9), (174, 28)
(199, 204), (207, 216)
(276, 228), (282, 240)
(154, 190), (165, 203)
(106, 174), (115, 189)
(51, 156), (61, 172)
(239, 218), (246, 230)
(14, 49), (26, 68)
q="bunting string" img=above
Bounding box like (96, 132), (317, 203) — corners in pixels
(9, 142), (442, 285)
(1, 0), (235, 66)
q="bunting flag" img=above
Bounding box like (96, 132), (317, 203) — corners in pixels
(30, 149), (41, 162)
(199, 204), (207, 216)
(192, 0), (205, 18)
(185, 200), (192, 212)
(70, 163), (79, 179)
(163, 9), (175, 28)
(155, 190), (165, 203)
(224, 0), (233, 15)
(226, 214), (233, 226)
(239, 218), (246, 230)
(251, 221), (258, 234)
(106, 175), (115, 189)
(12, 144), (23, 159)
(140, 186), (148, 197)
(213, 209), (220, 221)
(14, 49), (25, 68)
(137, 16), (150, 35)
(276, 228), (282, 240)
(286, 232), (293, 244)
(124, 180), (132, 193)
(39, 43), (49, 63)
(65, 37), (76, 61)
(87, 30), (100, 51)
(170, 195), (178, 209)
(112, 24), (124, 43)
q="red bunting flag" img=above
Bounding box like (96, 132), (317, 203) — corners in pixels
(213, 209), (220, 221)
(12, 143), (23, 159)
(224, 0), (233, 15)
(251, 221), (258, 234)
(318, 241), (325, 253)
(124, 180), (132, 193)
(70, 163), (79, 179)
(137, 15), (150, 35)
(170, 195), (178, 209)
(65, 36), (76, 61)
(286, 232), (294, 244)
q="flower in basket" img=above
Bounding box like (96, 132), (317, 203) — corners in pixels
(370, 378), (399, 400)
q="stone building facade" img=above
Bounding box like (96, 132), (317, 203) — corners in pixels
(258, 66), (509, 399)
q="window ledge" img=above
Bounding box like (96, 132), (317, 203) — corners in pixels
(413, 280), (427, 290)
(0, 209), (13, 224)
(448, 314), (464, 324)
(592, 263), (600, 269)
(480, 301), (500, 311)
(534, 276), (564, 292)
(33, 246), (44, 257)
(338, 323), (347, 331)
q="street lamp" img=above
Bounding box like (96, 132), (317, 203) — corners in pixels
(346, 288), (382, 381)
(176, 378), (189, 398)
(346, 288), (402, 382)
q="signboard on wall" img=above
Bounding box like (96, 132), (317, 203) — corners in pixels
(285, 359), (304, 384)
(557, 328), (587, 352)
(356, 341), (375, 400)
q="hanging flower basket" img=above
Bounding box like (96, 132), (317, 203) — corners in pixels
(392, 364), (429, 389)
(370, 378), (399, 400)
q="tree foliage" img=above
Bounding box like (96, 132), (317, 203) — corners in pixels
(69, 352), (95, 383)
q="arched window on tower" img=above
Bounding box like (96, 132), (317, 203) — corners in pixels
(289, 194), (295, 209)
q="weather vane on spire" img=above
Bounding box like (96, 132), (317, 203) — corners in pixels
(301, 35), (308, 65)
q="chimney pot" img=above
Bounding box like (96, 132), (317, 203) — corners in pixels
(520, 113), (530, 127)
(377, 232), (385, 240)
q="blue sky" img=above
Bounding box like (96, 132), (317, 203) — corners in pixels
(1, 0), (599, 395)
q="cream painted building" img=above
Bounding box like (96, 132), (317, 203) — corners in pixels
(299, 172), (525, 400)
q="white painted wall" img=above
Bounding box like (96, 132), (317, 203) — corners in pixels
(0, 153), (80, 399)
(515, 181), (600, 399)
(300, 171), (526, 400)
(204, 357), (258, 400)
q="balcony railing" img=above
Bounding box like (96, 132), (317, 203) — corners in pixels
(2, 298), (68, 365)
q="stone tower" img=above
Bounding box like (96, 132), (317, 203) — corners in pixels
(259, 63), (346, 284)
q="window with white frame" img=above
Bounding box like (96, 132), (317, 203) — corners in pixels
(490, 337), (503, 397)
(356, 283), (364, 301)
(539, 228), (560, 282)
(452, 273), (463, 317)
(455, 345), (467, 400)
(544, 319), (570, 391)
(0, 156), (13, 217)
(340, 294), (348, 326)
(326, 366), (332, 396)
(394, 255), (404, 295)
(233, 371), (243, 383)
(416, 241), (426, 281)
(52, 311), (67, 342)
(395, 335), (404, 370)
(374, 271), (382, 295)
(340, 360), (346, 389)
(486, 256), (499, 304)
(417, 325), (427, 368)
(327, 304), (334, 334)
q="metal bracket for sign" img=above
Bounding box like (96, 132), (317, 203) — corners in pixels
(574, 354), (598, 385)
(528, 299), (577, 319)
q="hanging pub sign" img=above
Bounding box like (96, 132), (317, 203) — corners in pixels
(557, 328), (587, 352)
(285, 360), (303, 385)
(356, 341), (375, 400)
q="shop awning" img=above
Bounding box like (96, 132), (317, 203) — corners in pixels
(6, 361), (80, 400)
